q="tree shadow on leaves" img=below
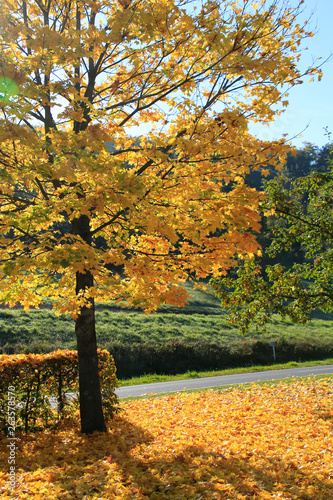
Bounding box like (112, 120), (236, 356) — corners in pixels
(2, 418), (332, 499)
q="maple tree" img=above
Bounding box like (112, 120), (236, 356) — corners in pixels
(0, 0), (320, 433)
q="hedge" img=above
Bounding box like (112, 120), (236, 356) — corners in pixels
(105, 338), (333, 379)
(0, 349), (120, 434)
(1, 338), (332, 384)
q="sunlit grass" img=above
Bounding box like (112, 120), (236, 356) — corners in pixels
(2, 307), (333, 354)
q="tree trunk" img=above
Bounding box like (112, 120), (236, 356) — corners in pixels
(73, 215), (106, 433)
(75, 274), (106, 433)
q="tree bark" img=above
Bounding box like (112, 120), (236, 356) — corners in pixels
(73, 215), (106, 433)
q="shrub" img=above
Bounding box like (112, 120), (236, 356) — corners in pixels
(0, 349), (119, 434)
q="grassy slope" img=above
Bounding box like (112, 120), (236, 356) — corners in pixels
(2, 306), (333, 351)
(1, 281), (333, 356)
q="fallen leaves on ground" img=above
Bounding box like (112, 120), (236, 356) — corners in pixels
(1, 376), (333, 499)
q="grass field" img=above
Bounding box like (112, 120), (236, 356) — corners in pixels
(1, 282), (333, 380)
(1, 293), (333, 352)
(1, 376), (332, 499)
(2, 305), (333, 357)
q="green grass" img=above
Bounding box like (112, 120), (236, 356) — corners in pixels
(0, 282), (223, 351)
(2, 278), (333, 351)
(118, 358), (333, 386)
(2, 306), (333, 352)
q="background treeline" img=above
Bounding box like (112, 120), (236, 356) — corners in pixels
(248, 141), (333, 268)
(248, 142), (332, 190)
(211, 138), (333, 333)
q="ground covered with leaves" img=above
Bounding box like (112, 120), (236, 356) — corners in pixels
(1, 377), (333, 499)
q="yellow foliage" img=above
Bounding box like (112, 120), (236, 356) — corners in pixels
(0, 377), (332, 498)
(0, 350), (120, 432)
(0, 0), (322, 431)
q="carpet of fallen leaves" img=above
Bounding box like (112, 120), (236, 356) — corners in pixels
(1, 376), (333, 499)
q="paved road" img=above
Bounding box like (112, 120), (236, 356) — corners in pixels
(115, 364), (333, 398)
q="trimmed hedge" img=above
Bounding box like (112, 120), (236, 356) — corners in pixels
(0, 349), (120, 434)
(105, 338), (333, 379)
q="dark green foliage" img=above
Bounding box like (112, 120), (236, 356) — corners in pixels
(211, 141), (333, 332)
(284, 142), (332, 178)
(104, 337), (333, 379)
(246, 142), (333, 190)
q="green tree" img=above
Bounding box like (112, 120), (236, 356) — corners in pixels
(284, 142), (332, 179)
(0, 0), (319, 432)
(211, 142), (333, 333)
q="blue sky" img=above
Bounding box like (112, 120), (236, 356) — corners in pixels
(250, 0), (333, 149)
